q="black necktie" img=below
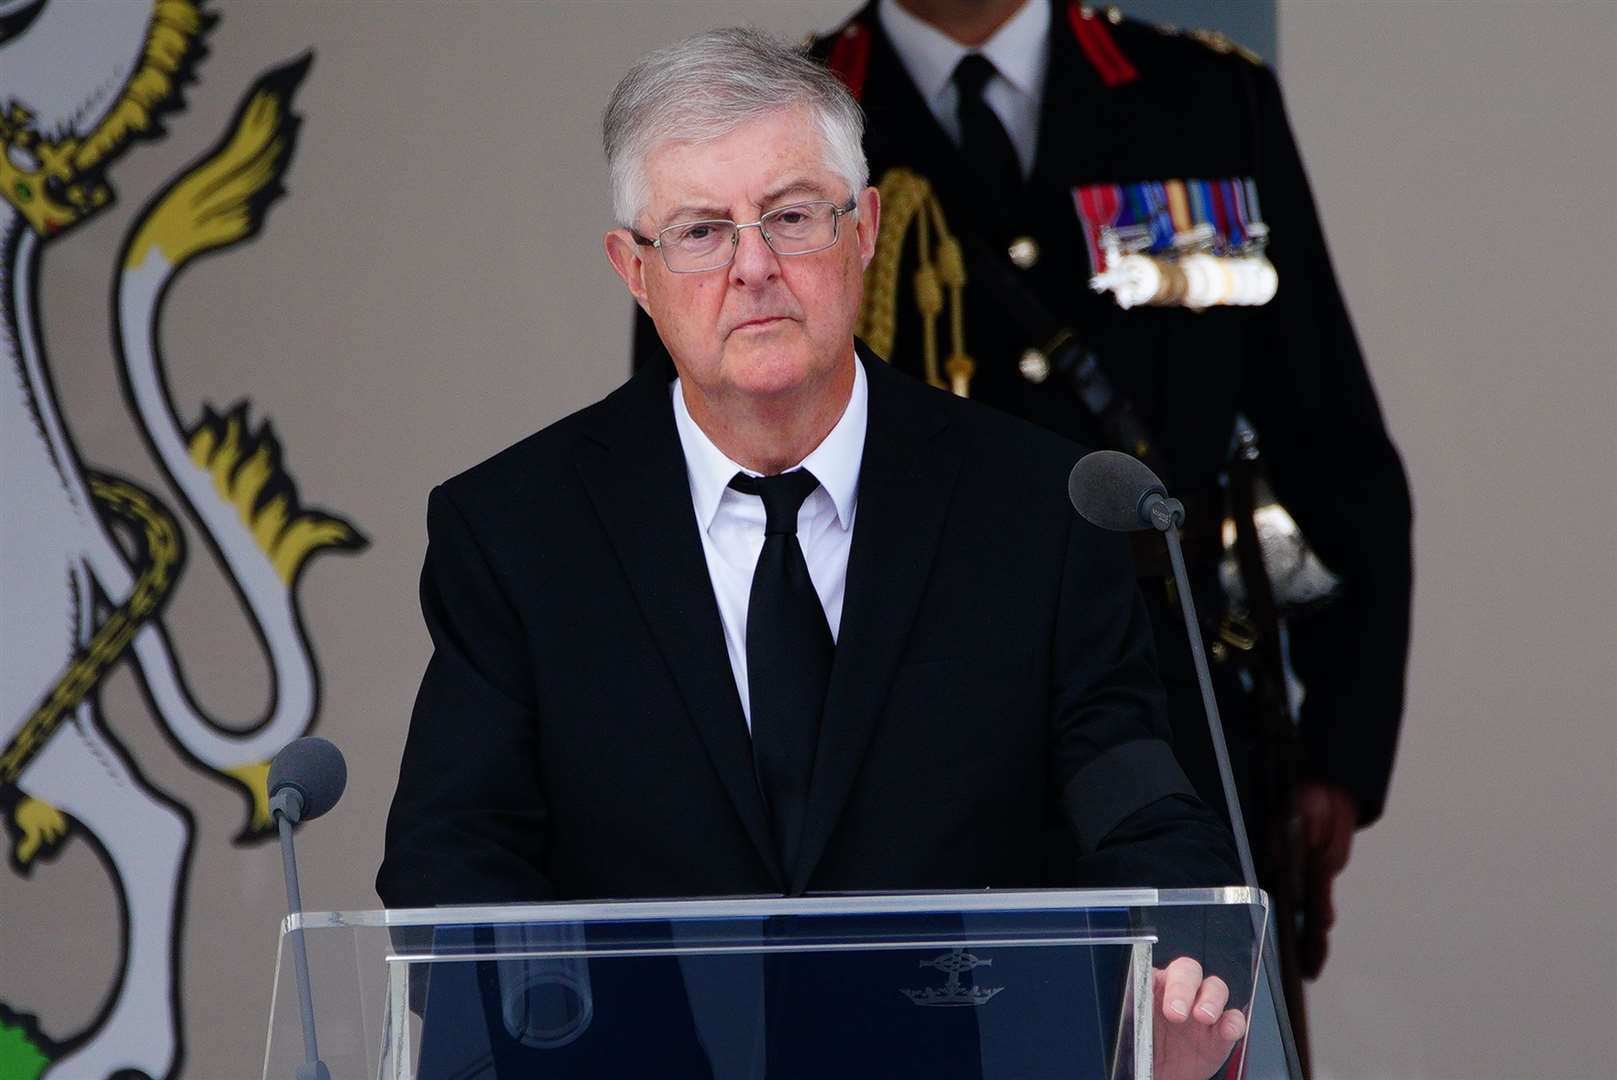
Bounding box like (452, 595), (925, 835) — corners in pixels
(728, 469), (833, 876)
(953, 53), (1024, 210)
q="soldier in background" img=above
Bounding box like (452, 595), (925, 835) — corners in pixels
(631, 0), (1411, 1064)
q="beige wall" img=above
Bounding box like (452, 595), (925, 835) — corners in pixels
(2, 2), (1611, 1078)
(1277, 2), (1617, 1077)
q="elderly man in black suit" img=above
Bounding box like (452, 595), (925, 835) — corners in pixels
(379, 26), (1246, 1077)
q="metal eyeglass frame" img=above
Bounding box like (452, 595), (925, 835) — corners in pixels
(631, 197), (859, 273)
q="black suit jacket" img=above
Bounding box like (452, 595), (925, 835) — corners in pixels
(377, 347), (1238, 908)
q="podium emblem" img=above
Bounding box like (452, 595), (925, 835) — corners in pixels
(900, 948), (1004, 1007)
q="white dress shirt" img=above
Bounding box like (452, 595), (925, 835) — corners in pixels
(877, 0), (1051, 178)
(672, 357), (867, 730)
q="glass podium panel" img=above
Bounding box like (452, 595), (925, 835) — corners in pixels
(263, 888), (1298, 1080)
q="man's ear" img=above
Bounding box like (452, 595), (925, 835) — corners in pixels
(604, 228), (653, 314)
(855, 185), (880, 270)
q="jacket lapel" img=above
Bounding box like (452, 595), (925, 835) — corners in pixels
(573, 359), (783, 888)
(790, 348), (964, 893)
(1029, 0), (1121, 188)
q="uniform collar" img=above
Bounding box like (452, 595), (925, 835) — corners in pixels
(672, 351), (866, 533)
(877, 0), (1051, 104)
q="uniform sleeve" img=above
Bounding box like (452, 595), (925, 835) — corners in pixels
(1050, 513), (1241, 887)
(376, 484), (554, 908)
(1238, 64), (1414, 826)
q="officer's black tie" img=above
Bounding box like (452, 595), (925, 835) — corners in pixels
(729, 469), (833, 878)
(953, 53), (1024, 210)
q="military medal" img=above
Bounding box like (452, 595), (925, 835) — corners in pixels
(1075, 176), (1278, 309)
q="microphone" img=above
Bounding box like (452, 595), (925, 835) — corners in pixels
(268, 736), (348, 824)
(1067, 451), (1256, 888)
(1066, 449), (1185, 534)
(269, 737), (347, 1080)
(1069, 450), (1306, 1075)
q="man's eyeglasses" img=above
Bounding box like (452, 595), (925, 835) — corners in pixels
(632, 197), (858, 273)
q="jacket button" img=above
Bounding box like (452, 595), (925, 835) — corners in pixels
(1008, 236), (1039, 269)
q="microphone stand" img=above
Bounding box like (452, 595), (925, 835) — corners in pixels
(271, 788), (331, 1080)
(1145, 492), (1306, 1079)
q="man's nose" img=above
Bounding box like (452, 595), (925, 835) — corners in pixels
(728, 222), (781, 286)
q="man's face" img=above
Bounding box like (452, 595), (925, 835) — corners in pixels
(606, 107), (879, 403)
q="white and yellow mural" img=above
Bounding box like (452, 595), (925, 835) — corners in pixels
(0, 2), (362, 1076)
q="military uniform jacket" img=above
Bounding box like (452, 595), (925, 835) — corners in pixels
(818, 1), (1412, 825)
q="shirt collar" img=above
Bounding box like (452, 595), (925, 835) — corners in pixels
(671, 352), (866, 533)
(878, 0), (1051, 102)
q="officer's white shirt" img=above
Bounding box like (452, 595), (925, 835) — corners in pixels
(877, 0), (1051, 178)
(671, 356), (867, 730)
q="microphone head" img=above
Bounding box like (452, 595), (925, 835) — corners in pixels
(268, 736), (348, 821)
(1067, 450), (1168, 532)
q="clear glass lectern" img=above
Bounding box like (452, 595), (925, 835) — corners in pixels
(264, 887), (1300, 1080)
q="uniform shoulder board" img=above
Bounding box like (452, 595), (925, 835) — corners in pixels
(1180, 26), (1265, 67)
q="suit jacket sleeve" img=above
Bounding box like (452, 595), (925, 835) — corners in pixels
(1049, 512), (1241, 888)
(376, 484), (554, 908)
(1238, 64), (1414, 825)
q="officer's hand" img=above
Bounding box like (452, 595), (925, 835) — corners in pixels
(1296, 779), (1358, 978)
(1154, 956), (1246, 1080)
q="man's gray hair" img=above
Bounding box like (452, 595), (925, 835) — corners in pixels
(603, 27), (868, 230)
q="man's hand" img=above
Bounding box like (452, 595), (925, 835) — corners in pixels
(1153, 956), (1247, 1080)
(1295, 779), (1358, 978)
